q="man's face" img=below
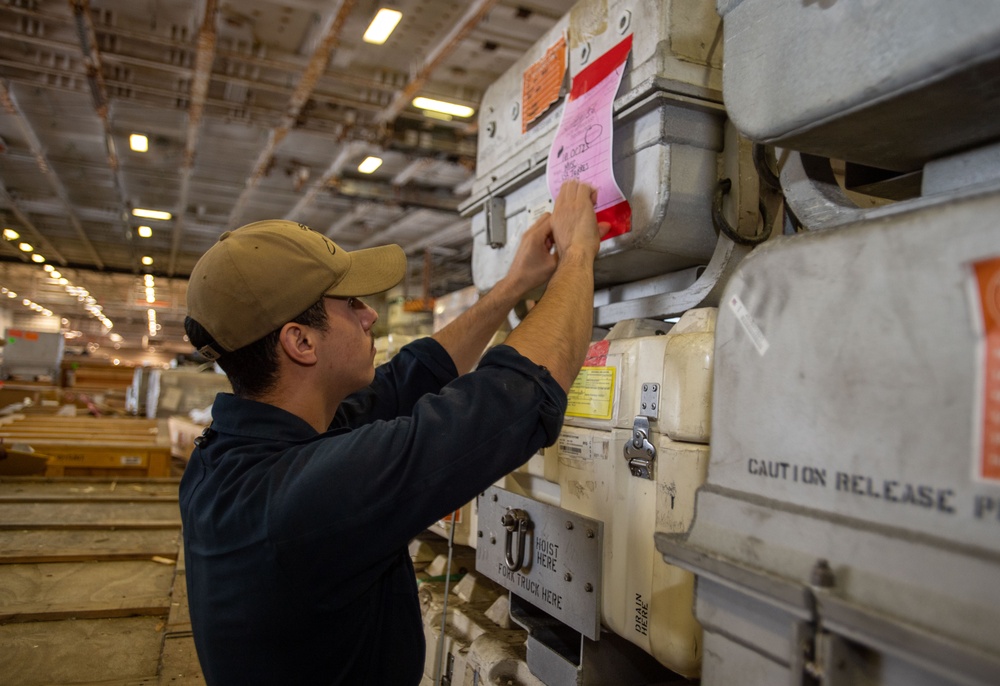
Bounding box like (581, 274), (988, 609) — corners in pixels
(319, 296), (379, 391)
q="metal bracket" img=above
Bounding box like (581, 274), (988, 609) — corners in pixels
(639, 382), (660, 418)
(485, 195), (506, 248)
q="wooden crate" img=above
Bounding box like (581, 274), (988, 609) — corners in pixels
(0, 415), (172, 478)
(0, 477), (203, 685)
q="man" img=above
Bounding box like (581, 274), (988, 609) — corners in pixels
(180, 180), (608, 684)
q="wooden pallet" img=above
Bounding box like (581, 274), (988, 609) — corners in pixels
(0, 416), (172, 478)
(0, 477), (203, 685)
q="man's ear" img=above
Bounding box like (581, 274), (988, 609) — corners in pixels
(277, 322), (318, 366)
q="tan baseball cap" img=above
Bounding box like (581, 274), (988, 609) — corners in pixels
(186, 220), (406, 359)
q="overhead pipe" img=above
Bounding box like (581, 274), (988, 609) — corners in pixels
(227, 0), (357, 228)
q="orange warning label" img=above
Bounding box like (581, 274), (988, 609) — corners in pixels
(583, 339), (609, 367)
(521, 35), (567, 133)
(974, 256), (1000, 482)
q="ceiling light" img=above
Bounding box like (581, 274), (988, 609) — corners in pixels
(141, 256), (153, 266)
(363, 8), (402, 44)
(18, 242), (33, 252)
(146, 293), (155, 303)
(58, 278), (68, 285)
(43, 264), (54, 272)
(31, 254), (45, 263)
(421, 110), (453, 122)
(6, 291), (15, 298)
(129, 133), (149, 152)
(50, 270), (61, 279)
(137, 225), (152, 238)
(144, 275), (154, 286)
(22, 299), (29, 306)
(358, 156), (383, 174)
(412, 97), (474, 118)
(132, 208), (172, 220)
(3, 228), (19, 240)
(109, 333), (123, 342)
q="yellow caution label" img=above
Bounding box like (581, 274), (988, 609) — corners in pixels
(566, 367), (615, 419)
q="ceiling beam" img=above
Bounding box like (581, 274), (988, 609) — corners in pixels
(167, 0), (219, 276)
(0, 80), (101, 268)
(227, 0), (358, 229)
(69, 0), (129, 270)
(374, 0), (500, 126)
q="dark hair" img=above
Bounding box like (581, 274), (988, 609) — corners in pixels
(185, 298), (330, 398)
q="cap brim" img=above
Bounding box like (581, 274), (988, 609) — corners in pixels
(325, 244), (407, 298)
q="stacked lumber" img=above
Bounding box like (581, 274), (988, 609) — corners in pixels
(0, 415), (173, 478)
(0, 477), (203, 685)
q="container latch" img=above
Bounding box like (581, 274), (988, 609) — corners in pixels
(624, 382), (659, 479)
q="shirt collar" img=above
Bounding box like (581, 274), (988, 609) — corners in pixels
(208, 392), (320, 442)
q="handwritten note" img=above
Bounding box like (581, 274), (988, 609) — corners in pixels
(547, 34), (632, 239)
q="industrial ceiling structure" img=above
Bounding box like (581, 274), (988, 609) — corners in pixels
(0, 0), (575, 361)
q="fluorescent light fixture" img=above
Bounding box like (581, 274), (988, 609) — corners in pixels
(363, 8), (402, 44)
(141, 256), (153, 266)
(18, 242), (32, 252)
(422, 110), (453, 122)
(137, 226), (152, 238)
(412, 97), (474, 118)
(132, 208), (172, 220)
(31, 254), (45, 263)
(129, 134), (149, 152)
(3, 228), (19, 240)
(358, 156), (383, 174)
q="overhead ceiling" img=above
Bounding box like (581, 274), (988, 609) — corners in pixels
(0, 0), (575, 360)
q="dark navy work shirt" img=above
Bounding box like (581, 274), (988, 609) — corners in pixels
(179, 339), (567, 685)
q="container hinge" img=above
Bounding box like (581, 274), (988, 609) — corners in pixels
(485, 195), (506, 248)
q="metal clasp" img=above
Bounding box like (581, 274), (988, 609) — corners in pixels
(624, 381), (659, 479)
(501, 508), (530, 572)
(624, 415), (656, 480)
(485, 195), (506, 248)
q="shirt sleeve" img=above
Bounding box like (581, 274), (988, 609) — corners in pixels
(269, 344), (567, 595)
(331, 337), (458, 428)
